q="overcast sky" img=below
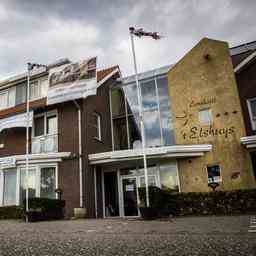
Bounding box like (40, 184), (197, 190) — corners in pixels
(0, 0), (255, 80)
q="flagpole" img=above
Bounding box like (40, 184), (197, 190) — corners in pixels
(25, 63), (31, 221)
(129, 29), (150, 208)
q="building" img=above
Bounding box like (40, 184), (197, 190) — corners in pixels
(0, 38), (255, 219)
(90, 38), (256, 218)
(0, 58), (120, 217)
(231, 41), (256, 181)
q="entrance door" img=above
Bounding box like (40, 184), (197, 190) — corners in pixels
(122, 177), (138, 216)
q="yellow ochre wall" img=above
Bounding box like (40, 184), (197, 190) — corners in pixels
(168, 38), (256, 192)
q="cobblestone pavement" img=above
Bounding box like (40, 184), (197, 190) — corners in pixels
(0, 215), (255, 256)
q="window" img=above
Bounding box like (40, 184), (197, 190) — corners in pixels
(92, 112), (101, 141)
(20, 168), (37, 204)
(139, 175), (157, 187)
(33, 112), (57, 137)
(247, 98), (256, 130)
(0, 130), (6, 148)
(16, 83), (27, 105)
(0, 91), (8, 110)
(207, 164), (221, 183)
(159, 163), (179, 191)
(40, 167), (56, 199)
(34, 116), (45, 137)
(3, 169), (17, 206)
(47, 115), (57, 135)
(199, 108), (212, 125)
(30, 78), (48, 101)
(111, 75), (175, 150)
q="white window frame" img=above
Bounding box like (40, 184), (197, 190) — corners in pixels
(199, 108), (213, 125)
(247, 97), (256, 131)
(32, 110), (58, 139)
(0, 164), (58, 207)
(206, 163), (222, 184)
(0, 87), (16, 111)
(92, 112), (102, 141)
(29, 77), (49, 101)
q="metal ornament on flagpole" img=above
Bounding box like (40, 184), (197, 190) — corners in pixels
(129, 29), (150, 208)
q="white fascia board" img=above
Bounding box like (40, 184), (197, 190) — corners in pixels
(89, 152), (205, 165)
(234, 51), (256, 73)
(0, 152), (71, 165)
(88, 144), (212, 164)
(241, 135), (256, 145)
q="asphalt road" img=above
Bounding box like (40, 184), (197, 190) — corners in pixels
(0, 215), (255, 256)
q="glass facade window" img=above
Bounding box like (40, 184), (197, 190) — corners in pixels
(120, 163), (179, 192)
(3, 169), (17, 206)
(40, 167), (56, 199)
(111, 74), (175, 150)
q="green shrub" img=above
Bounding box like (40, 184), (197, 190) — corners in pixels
(0, 206), (23, 219)
(139, 187), (256, 216)
(23, 198), (65, 221)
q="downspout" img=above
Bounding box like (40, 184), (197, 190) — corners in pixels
(73, 100), (83, 208)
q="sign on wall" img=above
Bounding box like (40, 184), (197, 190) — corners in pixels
(47, 57), (97, 105)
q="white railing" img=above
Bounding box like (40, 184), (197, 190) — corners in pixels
(31, 134), (58, 154)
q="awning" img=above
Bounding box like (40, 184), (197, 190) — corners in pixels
(47, 57), (98, 105)
(0, 152), (71, 169)
(0, 111), (33, 133)
(89, 144), (212, 165)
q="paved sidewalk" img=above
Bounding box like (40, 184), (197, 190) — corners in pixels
(0, 215), (255, 256)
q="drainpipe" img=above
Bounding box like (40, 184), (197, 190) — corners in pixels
(73, 100), (83, 208)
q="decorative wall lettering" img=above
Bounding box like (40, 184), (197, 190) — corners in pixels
(189, 97), (216, 108)
(175, 110), (193, 127)
(181, 125), (235, 140)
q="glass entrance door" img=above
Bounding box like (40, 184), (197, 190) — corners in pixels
(122, 177), (138, 216)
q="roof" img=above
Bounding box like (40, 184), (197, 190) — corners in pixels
(230, 41), (256, 56)
(234, 51), (256, 73)
(0, 58), (70, 89)
(121, 65), (172, 85)
(97, 65), (120, 82)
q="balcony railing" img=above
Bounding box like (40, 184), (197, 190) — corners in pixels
(31, 134), (58, 154)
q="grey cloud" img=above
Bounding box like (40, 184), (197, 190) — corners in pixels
(0, 0), (255, 80)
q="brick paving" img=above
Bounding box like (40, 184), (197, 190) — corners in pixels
(0, 215), (255, 256)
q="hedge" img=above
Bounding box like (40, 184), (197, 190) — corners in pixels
(23, 198), (66, 222)
(139, 187), (256, 216)
(0, 206), (23, 220)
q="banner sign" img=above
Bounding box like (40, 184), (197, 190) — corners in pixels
(47, 57), (97, 105)
(0, 112), (33, 133)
